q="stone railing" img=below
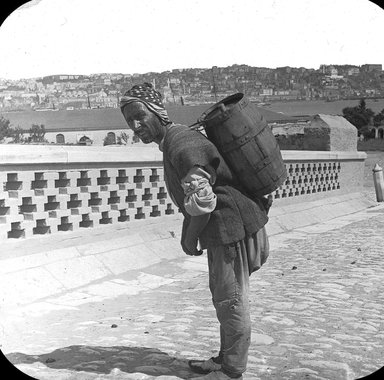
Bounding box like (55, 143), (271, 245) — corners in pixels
(0, 145), (366, 241)
(274, 150), (366, 204)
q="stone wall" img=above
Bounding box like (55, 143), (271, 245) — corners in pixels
(44, 128), (134, 146)
(272, 114), (358, 151)
(0, 145), (367, 241)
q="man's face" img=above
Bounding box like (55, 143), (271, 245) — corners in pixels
(122, 101), (163, 144)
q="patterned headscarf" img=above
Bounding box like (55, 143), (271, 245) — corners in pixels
(120, 82), (170, 125)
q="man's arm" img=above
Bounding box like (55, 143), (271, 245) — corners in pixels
(180, 166), (216, 256)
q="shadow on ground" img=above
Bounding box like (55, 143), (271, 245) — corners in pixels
(6, 345), (194, 378)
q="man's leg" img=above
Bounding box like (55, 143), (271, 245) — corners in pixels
(208, 243), (251, 378)
(188, 251), (224, 374)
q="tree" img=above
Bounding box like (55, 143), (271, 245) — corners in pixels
(357, 98), (367, 111)
(131, 134), (140, 144)
(117, 131), (129, 145)
(342, 98), (374, 133)
(373, 108), (384, 127)
(358, 125), (375, 140)
(10, 126), (25, 143)
(0, 116), (11, 142)
(357, 99), (375, 121)
(28, 124), (47, 143)
(103, 133), (116, 146)
(342, 106), (369, 130)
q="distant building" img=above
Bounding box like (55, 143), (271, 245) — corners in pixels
(2, 108), (132, 146)
(260, 88), (273, 96)
(330, 67), (338, 76)
(323, 86), (340, 100)
(361, 64), (382, 72)
(347, 67), (360, 76)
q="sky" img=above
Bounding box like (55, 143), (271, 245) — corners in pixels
(0, 0), (383, 80)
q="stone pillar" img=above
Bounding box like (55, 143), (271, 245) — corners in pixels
(373, 164), (384, 202)
(303, 114), (358, 151)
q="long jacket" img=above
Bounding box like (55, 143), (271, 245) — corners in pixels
(162, 124), (268, 249)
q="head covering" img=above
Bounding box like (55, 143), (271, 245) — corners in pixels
(120, 82), (170, 125)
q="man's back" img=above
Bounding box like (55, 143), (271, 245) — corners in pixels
(162, 124), (268, 249)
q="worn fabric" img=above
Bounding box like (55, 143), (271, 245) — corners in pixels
(162, 124), (269, 249)
(182, 166), (217, 216)
(244, 226), (270, 274)
(161, 122), (270, 377)
(120, 82), (170, 125)
(207, 235), (252, 377)
(121, 82), (165, 107)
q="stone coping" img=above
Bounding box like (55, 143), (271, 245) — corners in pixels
(0, 145), (163, 165)
(0, 144), (366, 166)
(282, 150), (367, 161)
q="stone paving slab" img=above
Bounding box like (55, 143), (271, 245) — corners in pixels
(2, 204), (384, 380)
(1, 192), (377, 308)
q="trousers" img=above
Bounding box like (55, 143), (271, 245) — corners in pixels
(207, 227), (269, 377)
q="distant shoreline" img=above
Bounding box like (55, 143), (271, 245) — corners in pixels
(2, 98), (384, 132)
(3, 97), (384, 115)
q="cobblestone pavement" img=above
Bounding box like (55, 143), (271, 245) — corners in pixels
(2, 206), (384, 380)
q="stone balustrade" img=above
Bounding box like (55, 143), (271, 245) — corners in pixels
(0, 145), (366, 241)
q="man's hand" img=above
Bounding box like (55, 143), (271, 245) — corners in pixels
(181, 214), (210, 256)
(182, 235), (203, 256)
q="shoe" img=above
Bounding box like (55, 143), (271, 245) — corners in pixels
(191, 370), (243, 379)
(189, 356), (222, 374)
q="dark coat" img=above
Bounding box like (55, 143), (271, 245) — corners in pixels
(162, 124), (268, 249)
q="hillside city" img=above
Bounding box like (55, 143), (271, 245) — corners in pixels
(0, 63), (383, 111)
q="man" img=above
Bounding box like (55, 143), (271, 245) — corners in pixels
(120, 83), (270, 380)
